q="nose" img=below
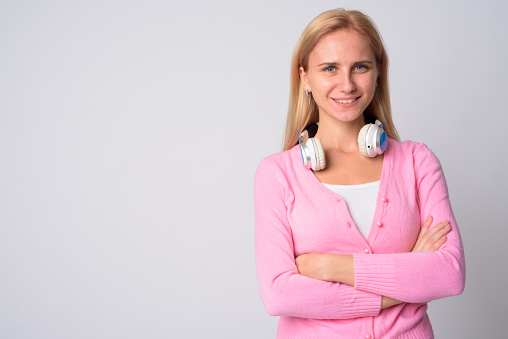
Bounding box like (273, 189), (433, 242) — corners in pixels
(338, 71), (356, 93)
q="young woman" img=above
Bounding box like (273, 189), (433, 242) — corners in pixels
(254, 9), (465, 339)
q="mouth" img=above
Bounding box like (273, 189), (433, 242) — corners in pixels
(333, 97), (359, 104)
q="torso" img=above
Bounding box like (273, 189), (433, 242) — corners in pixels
(255, 139), (438, 338)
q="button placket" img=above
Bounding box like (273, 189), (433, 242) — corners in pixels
(377, 196), (388, 228)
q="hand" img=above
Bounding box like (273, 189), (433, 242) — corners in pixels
(411, 216), (451, 252)
(295, 253), (355, 286)
(381, 296), (403, 309)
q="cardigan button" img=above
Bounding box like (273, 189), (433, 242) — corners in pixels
(363, 248), (370, 254)
(381, 197), (387, 203)
(347, 222), (352, 228)
(365, 334), (372, 339)
(377, 221), (383, 227)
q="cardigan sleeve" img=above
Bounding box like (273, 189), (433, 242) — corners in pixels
(255, 158), (382, 319)
(353, 145), (466, 303)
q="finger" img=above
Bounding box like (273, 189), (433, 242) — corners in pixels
(416, 216), (433, 243)
(427, 220), (449, 237)
(431, 235), (448, 251)
(433, 222), (451, 238)
(424, 223), (451, 249)
(421, 216), (433, 232)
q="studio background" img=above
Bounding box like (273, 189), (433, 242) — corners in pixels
(1, 0), (506, 338)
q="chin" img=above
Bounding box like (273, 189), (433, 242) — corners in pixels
(332, 112), (365, 124)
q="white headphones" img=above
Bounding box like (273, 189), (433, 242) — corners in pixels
(298, 119), (388, 171)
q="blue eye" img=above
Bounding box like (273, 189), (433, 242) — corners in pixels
(354, 64), (368, 71)
(323, 66), (336, 72)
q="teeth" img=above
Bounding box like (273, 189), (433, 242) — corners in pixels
(334, 98), (357, 104)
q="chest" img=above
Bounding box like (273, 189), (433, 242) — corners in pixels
(287, 178), (421, 256)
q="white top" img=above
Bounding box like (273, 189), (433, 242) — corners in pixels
(322, 181), (380, 239)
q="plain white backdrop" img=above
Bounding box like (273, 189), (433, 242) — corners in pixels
(1, 0), (507, 338)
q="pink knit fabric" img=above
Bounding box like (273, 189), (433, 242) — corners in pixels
(254, 139), (465, 339)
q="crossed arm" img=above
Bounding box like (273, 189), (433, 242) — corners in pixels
(295, 216), (452, 309)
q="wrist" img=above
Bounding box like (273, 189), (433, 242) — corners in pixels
(326, 254), (355, 286)
(381, 296), (403, 309)
(340, 255), (355, 286)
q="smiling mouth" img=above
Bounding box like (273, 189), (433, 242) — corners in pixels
(333, 97), (359, 104)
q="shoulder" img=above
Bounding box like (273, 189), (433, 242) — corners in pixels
(256, 145), (301, 178)
(254, 147), (301, 200)
(388, 138), (444, 178)
(387, 138), (429, 157)
(388, 138), (440, 163)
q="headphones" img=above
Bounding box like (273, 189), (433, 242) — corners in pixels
(298, 119), (388, 171)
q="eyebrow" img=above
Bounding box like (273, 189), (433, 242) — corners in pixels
(316, 60), (375, 67)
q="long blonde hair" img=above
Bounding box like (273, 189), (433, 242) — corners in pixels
(283, 9), (400, 151)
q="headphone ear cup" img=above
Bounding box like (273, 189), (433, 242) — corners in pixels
(358, 124), (372, 157)
(312, 138), (326, 171)
(305, 137), (326, 171)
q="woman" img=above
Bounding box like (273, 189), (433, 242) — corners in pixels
(254, 8), (465, 339)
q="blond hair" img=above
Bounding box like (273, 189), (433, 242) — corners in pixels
(283, 9), (400, 151)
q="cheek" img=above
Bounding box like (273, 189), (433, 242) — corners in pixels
(310, 77), (335, 94)
(359, 77), (377, 95)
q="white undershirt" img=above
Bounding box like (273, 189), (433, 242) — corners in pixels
(322, 181), (380, 239)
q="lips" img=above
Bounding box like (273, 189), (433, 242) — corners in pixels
(333, 97), (359, 104)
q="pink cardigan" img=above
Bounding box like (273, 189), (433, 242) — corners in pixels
(254, 139), (465, 339)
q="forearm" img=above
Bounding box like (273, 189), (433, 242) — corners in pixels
(295, 253), (355, 286)
(354, 247), (465, 303)
(295, 254), (403, 309)
(256, 237), (382, 319)
(257, 223), (382, 319)
(257, 263), (382, 319)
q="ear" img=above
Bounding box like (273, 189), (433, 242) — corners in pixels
(299, 66), (310, 92)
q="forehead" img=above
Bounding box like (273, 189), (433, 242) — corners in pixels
(309, 29), (374, 65)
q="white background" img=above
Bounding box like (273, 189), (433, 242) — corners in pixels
(1, 0), (507, 338)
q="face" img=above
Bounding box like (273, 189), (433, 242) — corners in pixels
(300, 29), (378, 125)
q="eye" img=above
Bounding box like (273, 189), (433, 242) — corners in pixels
(354, 64), (369, 71)
(323, 66), (336, 72)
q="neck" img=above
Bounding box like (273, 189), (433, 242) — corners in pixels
(315, 114), (366, 153)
